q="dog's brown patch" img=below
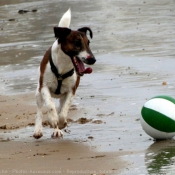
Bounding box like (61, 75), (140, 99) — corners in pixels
(39, 47), (51, 92)
(72, 75), (80, 95)
(58, 30), (92, 58)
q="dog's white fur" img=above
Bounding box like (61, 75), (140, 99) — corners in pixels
(33, 9), (77, 139)
(58, 8), (71, 28)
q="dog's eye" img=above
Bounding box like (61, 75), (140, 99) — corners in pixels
(73, 40), (81, 47)
(88, 40), (90, 45)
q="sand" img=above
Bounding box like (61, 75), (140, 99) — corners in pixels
(0, 93), (128, 175)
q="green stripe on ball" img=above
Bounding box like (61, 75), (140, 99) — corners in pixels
(141, 107), (175, 133)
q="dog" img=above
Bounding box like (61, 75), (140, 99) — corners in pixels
(33, 9), (96, 139)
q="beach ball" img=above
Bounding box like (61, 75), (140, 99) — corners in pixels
(141, 95), (175, 140)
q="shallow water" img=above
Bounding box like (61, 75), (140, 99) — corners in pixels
(1, 0), (175, 94)
(1, 0), (175, 174)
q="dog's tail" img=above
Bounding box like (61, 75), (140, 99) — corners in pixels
(58, 8), (71, 28)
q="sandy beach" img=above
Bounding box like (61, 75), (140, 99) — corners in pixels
(0, 0), (175, 174)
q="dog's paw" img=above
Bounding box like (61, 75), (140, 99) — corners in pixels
(33, 131), (43, 139)
(58, 117), (67, 129)
(58, 122), (67, 130)
(33, 126), (43, 139)
(51, 128), (63, 138)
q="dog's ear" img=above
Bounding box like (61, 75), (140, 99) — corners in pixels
(54, 27), (71, 41)
(78, 27), (93, 39)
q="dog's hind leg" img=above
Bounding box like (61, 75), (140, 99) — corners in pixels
(33, 89), (44, 139)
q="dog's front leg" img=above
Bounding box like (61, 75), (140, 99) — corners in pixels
(33, 89), (44, 139)
(41, 86), (63, 138)
(58, 92), (74, 129)
(33, 107), (43, 139)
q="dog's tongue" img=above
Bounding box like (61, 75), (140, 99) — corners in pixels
(82, 67), (92, 74)
(77, 59), (92, 74)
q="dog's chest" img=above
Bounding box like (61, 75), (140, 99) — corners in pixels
(44, 68), (77, 95)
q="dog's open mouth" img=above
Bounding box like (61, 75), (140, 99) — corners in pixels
(72, 57), (92, 76)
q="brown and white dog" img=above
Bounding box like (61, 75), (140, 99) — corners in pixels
(33, 9), (96, 139)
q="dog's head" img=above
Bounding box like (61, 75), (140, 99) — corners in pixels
(54, 27), (96, 76)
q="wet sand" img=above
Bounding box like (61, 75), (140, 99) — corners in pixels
(0, 138), (126, 175)
(0, 93), (128, 175)
(0, 0), (175, 175)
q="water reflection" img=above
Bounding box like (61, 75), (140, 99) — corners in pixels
(145, 140), (175, 174)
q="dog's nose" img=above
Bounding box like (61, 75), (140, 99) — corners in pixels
(89, 57), (96, 65)
(86, 56), (96, 65)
